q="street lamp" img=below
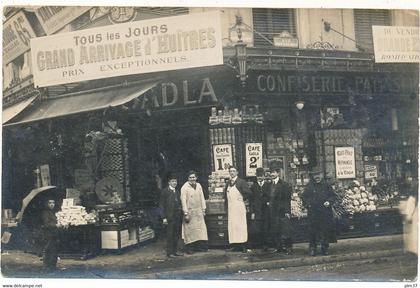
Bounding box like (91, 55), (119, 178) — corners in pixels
(229, 15), (251, 88)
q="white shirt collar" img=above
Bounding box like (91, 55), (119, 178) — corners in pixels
(273, 177), (279, 184)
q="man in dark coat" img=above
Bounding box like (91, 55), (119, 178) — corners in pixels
(249, 167), (271, 250)
(41, 199), (59, 270)
(159, 174), (184, 258)
(269, 167), (293, 254)
(302, 168), (337, 256)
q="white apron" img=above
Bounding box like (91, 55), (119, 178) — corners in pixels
(181, 183), (208, 244)
(227, 185), (248, 244)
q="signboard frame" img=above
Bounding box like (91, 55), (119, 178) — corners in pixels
(372, 25), (420, 63)
(30, 11), (224, 87)
(3, 10), (37, 64)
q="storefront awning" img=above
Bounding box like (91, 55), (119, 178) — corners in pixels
(5, 80), (159, 126)
(2, 95), (38, 124)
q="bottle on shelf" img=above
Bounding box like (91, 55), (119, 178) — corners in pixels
(222, 107), (232, 124)
(232, 108), (242, 125)
(255, 105), (264, 124)
(209, 107), (219, 126)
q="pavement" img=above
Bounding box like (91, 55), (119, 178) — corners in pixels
(1, 234), (416, 280)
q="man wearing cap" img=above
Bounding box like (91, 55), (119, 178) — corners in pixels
(302, 168), (337, 256)
(269, 167), (294, 254)
(159, 174), (184, 258)
(249, 167), (271, 250)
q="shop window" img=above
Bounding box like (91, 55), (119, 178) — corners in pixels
(354, 9), (391, 52)
(252, 8), (296, 47)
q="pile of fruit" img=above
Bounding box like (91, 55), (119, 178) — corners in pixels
(341, 180), (378, 214)
(291, 190), (307, 218)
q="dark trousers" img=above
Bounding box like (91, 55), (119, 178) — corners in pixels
(43, 234), (58, 268)
(261, 216), (271, 248)
(166, 213), (182, 255)
(309, 232), (329, 251)
(271, 218), (293, 250)
(185, 240), (208, 252)
(308, 217), (332, 252)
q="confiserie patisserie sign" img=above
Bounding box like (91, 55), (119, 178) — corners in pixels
(30, 11), (223, 87)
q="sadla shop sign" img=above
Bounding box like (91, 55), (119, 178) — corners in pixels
(30, 11), (223, 87)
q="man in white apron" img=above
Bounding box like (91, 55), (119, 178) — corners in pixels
(180, 171), (208, 254)
(224, 166), (252, 252)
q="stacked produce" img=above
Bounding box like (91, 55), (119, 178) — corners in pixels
(291, 190), (307, 218)
(56, 205), (97, 227)
(341, 180), (378, 214)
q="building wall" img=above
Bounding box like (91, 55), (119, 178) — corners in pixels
(391, 9), (419, 26)
(189, 7), (253, 47)
(297, 9), (357, 50)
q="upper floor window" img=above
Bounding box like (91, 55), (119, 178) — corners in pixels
(354, 9), (391, 51)
(252, 8), (296, 47)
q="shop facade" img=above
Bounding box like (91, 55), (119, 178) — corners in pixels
(2, 7), (419, 255)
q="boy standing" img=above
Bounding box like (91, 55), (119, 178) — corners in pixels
(160, 174), (184, 258)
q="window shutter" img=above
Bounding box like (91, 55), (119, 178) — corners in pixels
(354, 9), (391, 51)
(252, 8), (296, 47)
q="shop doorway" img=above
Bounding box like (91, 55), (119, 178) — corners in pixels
(131, 108), (211, 205)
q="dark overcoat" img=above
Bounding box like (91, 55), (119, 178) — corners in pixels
(250, 181), (271, 221)
(41, 209), (58, 268)
(269, 180), (293, 237)
(301, 180), (337, 243)
(159, 187), (182, 221)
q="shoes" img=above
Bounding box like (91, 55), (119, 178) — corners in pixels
(174, 252), (184, 256)
(278, 247), (287, 253)
(167, 254), (177, 258)
(309, 249), (316, 257)
(241, 248), (249, 253)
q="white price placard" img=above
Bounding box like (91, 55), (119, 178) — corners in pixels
(213, 144), (233, 177)
(364, 164), (378, 179)
(245, 143), (263, 177)
(335, 147), (356, 179)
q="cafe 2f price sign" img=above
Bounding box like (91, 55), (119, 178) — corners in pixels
(213, 144), (233, 176)
(335, 147), (356, 179)
(245, 143), (263, 177)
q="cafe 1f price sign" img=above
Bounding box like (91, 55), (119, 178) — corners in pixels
(245, 143), (263, 177)
(213, 144), (233, 176)
(335, 147), (356, 179)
